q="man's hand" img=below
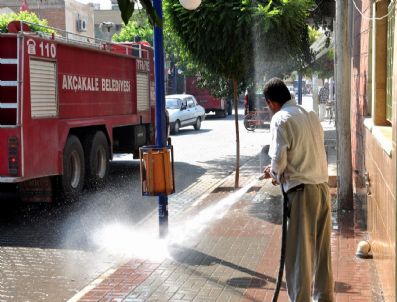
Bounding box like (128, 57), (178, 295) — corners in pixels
(262, 165), (272, 179)
(259, 165), (279, 186)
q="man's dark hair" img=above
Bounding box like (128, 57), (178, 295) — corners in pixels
(263, 77), (291, 105)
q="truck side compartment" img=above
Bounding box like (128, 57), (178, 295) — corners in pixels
(185, 76), (232, 117)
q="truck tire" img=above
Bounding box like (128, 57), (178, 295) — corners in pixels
(227, 101), (233, 115)
(84, 131), (109, 188)
(61, 135), (85, 198)
(215, 109), (227, 117)
(194, 117), (201, 130)
(243, 113), (257, 131)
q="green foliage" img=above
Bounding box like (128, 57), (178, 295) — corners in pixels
(0, 11), (52, 33)
(112, 13), (154, 44)
(165, 0), (314, 84)
(309, 26), (321, 44)
(117, 0), (162, 27)
(310, 0), (334, 32)
(310, 48), (334, 80)
(116, 0), (316, 99)
(118, 0), (135, 25)
(252, 0), (315, 77)
(165, 0), (252, 82)
(194, 70), (247, 99)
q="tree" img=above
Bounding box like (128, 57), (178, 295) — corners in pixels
(165, 0), (314, 187)
(194, 71), (246, 101)
(117, 0), (161, 27)
(0, 11), (53, 33)
(113, 13), (154, 44)
(303, 27), (334, 81)
(311, 48), (334, 81)
(117, 0), (315, 188)
(114, 2), (247, 102)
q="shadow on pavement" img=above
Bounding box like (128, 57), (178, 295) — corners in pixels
(198, 154), (254, 178)
(170, 128), (212, 136)
(169, 244), (286, 289)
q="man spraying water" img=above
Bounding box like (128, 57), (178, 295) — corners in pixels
(261, 78), (334, 302)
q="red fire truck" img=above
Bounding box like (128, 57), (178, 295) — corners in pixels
(185, 76), (232, 117)
(0, 22), (156, 201)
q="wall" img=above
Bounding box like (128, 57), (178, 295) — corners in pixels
(65, 0), (94, 39)
(0, 0), (94, 39)
(94, 9), (122, 41)
(351, 0), (369, 188)
(365, 130), (395, 301)
(352, 0), (396, 301)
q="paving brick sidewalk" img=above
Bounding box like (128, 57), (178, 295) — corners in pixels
(70, 173), (381, 301)
(69, 130), (383, 302)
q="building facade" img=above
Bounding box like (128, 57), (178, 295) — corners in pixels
(0, 0), (95, 38)
(351, 0), (396, 300)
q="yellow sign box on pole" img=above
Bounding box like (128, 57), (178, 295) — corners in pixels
(139, 146), (175, 196)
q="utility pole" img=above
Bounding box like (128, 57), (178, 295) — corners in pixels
(153, 0), (168, 238)
(335, 0), (353, 209)
(297, 72), (303, 105)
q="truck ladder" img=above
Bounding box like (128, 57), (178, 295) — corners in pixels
(0, 41), (19, 126)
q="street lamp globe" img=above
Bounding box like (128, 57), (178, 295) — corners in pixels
(179, 0), (201, 10)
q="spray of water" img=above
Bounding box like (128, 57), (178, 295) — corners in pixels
(92, 223), (169, 262)
(168, 177), (258, 244)
(92, 177), (258, 262)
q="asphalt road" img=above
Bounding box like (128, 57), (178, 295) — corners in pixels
(0, 107), (271, 301)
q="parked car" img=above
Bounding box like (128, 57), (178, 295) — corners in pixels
(165, 94), (206, 134)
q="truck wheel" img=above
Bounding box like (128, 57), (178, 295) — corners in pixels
(84, 131), (109, 188)
(244, 113), (256, 131)
(194, 117), (201, 130)
(227, 101), (233, 115)
(173, 120), (180, 134)
(215, 109), (227, 117)
(61, 135), (85, 198)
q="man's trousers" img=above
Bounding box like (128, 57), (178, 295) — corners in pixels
(284, 183), (334, 302)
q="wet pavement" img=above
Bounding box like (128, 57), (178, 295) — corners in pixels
(68, 125), (384, 302)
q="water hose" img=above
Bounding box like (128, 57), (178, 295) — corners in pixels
(271, 186), (288, 302)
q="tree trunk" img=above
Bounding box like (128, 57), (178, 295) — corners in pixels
(335, 0), (353, 209)
(233, 79), (240, 188)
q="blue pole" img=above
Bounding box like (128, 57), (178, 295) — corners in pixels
(298, 72), (302, 105)
(153, 0), (168, 238)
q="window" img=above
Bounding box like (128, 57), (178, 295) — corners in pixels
(365, 0), (394, 155)
(187, 98), (194, 108)
(29, 59), (57, 118)
(369, 0), (393, 126)
(386, 1), (394, 122)
(137, 73), (149, 112)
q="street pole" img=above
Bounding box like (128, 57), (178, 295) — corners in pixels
(297, 72), (302, 105)
(153, 0), (168, 238)
(335, 0), (353, 209)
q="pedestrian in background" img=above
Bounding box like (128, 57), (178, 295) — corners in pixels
(262, 78), (334, 302)
(318, 82), (329, 121)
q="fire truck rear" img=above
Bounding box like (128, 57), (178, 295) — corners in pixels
(185, 76), (232, 117)
(0, 22), (156, 201)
